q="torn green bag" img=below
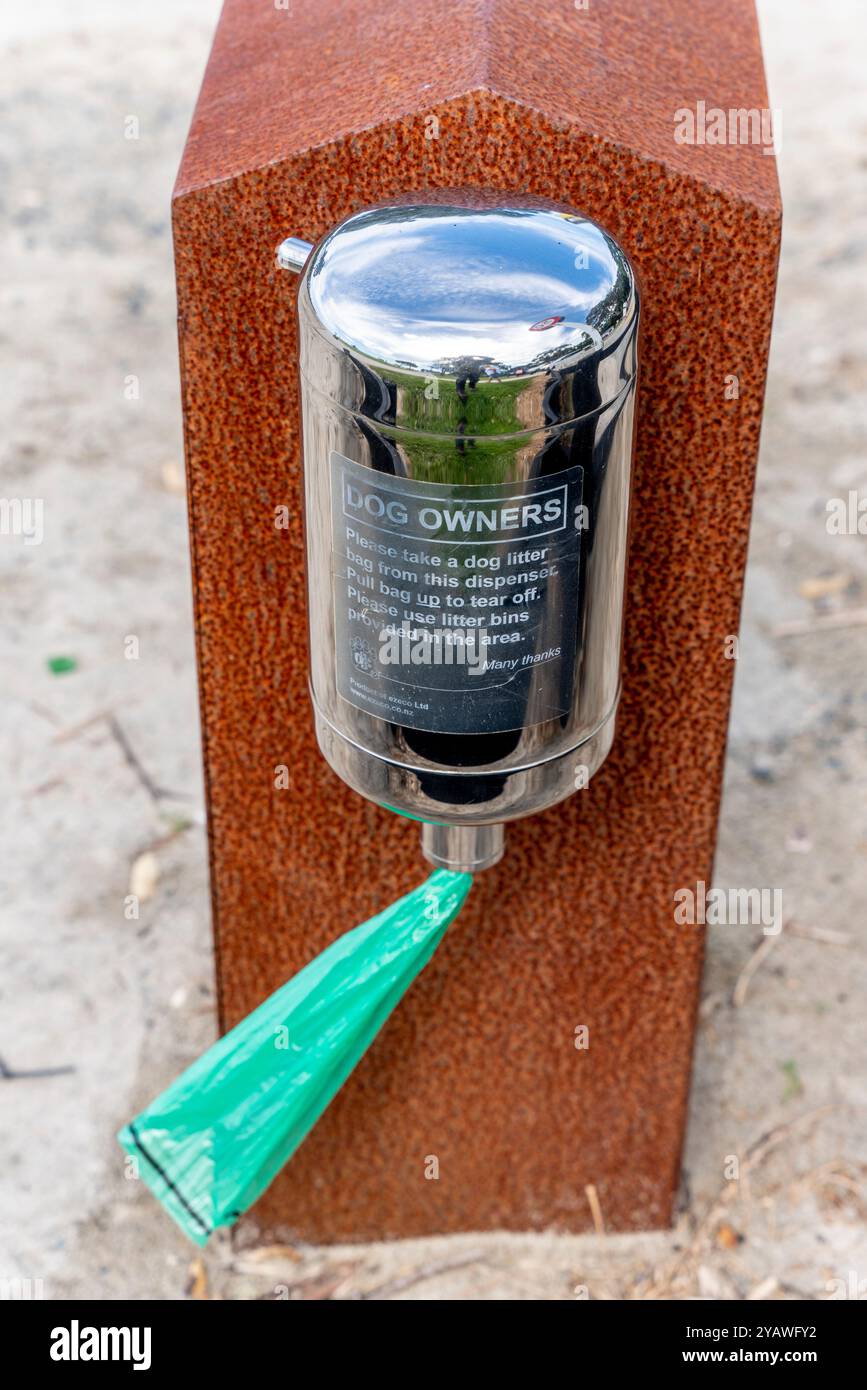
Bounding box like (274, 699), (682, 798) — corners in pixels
(118, 868), (471, 1245)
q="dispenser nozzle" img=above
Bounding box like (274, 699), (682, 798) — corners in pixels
(421, 822), (505, 874)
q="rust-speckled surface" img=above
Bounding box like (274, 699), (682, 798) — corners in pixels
(173, 0), (780, 1240)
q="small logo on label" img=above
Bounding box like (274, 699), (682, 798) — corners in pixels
(351, 636), (374, 673)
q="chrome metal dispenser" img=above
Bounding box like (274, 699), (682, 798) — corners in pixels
(279, 192), (639, 873)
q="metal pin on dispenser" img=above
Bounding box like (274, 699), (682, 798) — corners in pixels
(278, 192), (639, 874)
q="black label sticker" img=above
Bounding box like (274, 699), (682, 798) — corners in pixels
(330, 452), (583, 734)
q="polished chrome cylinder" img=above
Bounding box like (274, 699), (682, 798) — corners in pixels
(283, 192), (639, 864)
(421, 821), (505, 874)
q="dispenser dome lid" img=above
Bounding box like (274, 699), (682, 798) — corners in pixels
(300, 192), (639, 431)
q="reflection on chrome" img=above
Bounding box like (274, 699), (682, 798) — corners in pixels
(307, 203), (635, 388)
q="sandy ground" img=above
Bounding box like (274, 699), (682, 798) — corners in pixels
(1, 0), (866, 1300)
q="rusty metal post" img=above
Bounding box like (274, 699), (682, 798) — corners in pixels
(173, 0), (780, 1240)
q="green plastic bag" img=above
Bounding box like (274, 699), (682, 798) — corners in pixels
(118, 869), (471, 1245)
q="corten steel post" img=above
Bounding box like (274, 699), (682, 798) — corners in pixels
(173, 0), (780, 1239)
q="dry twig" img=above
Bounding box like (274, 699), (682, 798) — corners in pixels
(585, 1183), (606, 1235)
(733, 933), (782, 1007)
(361, 1251), (487, 1300)
(644, 1106), (835, 1299)
(773, 607), (867, 638)
(787, 924), (851, 947)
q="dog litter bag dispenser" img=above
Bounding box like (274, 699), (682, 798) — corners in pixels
(119, 193), (639, 1244)
(284, 192), (639, 873)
